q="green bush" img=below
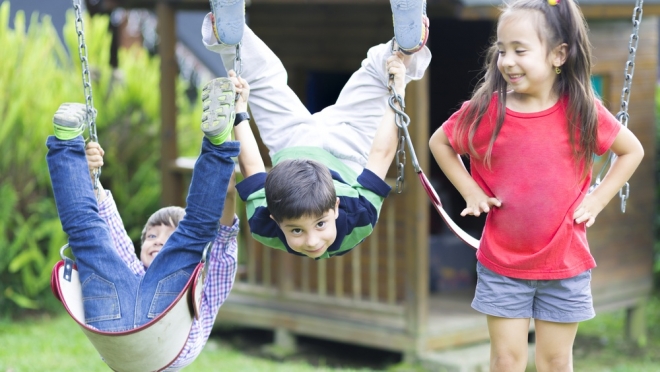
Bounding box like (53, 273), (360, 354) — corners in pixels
(655, 84), (660, 287)
(0, 1), (201, 317)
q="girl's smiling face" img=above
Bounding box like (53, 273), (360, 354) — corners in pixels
(496, 10), (563, 102)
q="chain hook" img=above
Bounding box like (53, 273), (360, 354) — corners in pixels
(387, 38), (422, 193)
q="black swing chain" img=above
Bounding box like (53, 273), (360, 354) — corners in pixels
(591, 0), (642, 213)
(233, 42), (243, 101)
(234, 42), (242, 78)
(387, 39), (421, 194)
(388, 81), (408, 194)
(73, 0), (101, 192)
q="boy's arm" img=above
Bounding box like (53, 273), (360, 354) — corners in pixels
(228, 70), (266, 178)
(219, 171), (237, 227)
(364, 53), (409, 179)
(574, 126), (644, 226)
(429, 128), (501, 217)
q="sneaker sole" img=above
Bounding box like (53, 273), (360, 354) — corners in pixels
(53, 103), (87, 129)
(201, 78), (236, 137)
(210, 0), (245, 46)
(391, 0), (425, 51)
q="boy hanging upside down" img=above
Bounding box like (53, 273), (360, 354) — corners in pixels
(205, 0), (431, 258)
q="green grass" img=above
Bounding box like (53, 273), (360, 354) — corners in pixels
(2, 295), (660, 371)
(572, 295), (660, 372)
(0, 314), (376, 372)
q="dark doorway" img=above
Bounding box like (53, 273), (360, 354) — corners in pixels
(427, 18), (494, 293)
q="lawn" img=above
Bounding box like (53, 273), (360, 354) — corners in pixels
(1, 295), (659, 371)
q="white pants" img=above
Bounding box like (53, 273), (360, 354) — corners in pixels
(202, 14), (432, 173)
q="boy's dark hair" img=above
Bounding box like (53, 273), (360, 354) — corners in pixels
(140, 206), (186, 245)
(265, 159), (337, 223)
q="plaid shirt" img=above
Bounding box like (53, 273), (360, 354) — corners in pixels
(98, 190), (238, 370)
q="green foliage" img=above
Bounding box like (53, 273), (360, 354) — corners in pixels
(655, 84), (660, 286)
(0, 0), (201, 317)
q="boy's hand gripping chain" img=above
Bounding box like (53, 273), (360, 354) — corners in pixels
(73, 0), (101, 194)
(592, 0), (642, 212)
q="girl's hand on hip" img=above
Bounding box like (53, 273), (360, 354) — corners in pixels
(573, 193), (604, 227)
(461, 192), (501, 217)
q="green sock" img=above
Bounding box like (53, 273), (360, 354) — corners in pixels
(206, 112), (234, 146)
(54, 124), (84, 140)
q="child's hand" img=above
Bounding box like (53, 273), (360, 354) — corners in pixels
(85, 141), (104, 172)
(461, 191), (501, 217)
(573, 193), (605, 227)
(227, 69), (250, 113)
(386, 52), (408, 98)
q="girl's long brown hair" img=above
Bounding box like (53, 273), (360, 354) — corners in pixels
(454, 0), (598, 177)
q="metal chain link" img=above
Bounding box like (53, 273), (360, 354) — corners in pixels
(234, 42), (242, 77)
(387, 39), (421, 193)
(233, 43), (243, 101)
(592, 0), (642, 213)
(388, 77), (407, 193)
(73, 0), (101, 191)
(388, 78), (420, 193)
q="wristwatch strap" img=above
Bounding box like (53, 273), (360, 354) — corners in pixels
(234, 112), (250, 126)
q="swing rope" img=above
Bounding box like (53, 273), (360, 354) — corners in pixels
(592, 0), (643, 213)
(72, 0), (100, 193)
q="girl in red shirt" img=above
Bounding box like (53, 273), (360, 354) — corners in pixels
(429, 0), (644, 370)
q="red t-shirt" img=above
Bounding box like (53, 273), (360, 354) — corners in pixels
(442, 96), (621, 280)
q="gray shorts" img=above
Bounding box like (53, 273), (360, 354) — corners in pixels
(472, 261), (595, 323)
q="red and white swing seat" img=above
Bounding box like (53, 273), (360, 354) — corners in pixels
(417, 171), (480, 250)
(50, 244), (209, 372)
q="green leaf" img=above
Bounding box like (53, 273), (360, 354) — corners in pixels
(4, 287), (39, 309)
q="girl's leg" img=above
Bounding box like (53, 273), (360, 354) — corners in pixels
(534, 320), (578, 371)
(135, 138), (240, 325)
(314, 40), (431, 169)
(531, 270), (592, 371)
(487, 316), (531, 372)
(202, 16), (318, 156)
(46, 135), (139, 331)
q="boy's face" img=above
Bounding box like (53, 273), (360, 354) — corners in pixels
(140, 224), (176, 268)
(274, 198), (340, 258)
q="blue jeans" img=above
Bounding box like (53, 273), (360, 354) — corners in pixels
(47, 135), (239, 331)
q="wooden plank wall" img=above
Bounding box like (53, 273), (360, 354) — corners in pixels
(232, 3), (423, 305)
(587, 17), (656, 308)
(248, 4), (396, 110)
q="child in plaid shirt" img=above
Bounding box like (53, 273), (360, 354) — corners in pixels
(47, 76), (243, 370)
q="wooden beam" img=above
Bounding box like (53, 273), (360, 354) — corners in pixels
(459, 4), (660, 20)
(157, 2), (183, 207)
(403, 73), (431, 359)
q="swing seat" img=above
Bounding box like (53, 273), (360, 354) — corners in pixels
(417, 171), (480, 250)
(50, 245), (208, 372)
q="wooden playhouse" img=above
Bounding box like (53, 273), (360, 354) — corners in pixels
(114, 0), (656, 361)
